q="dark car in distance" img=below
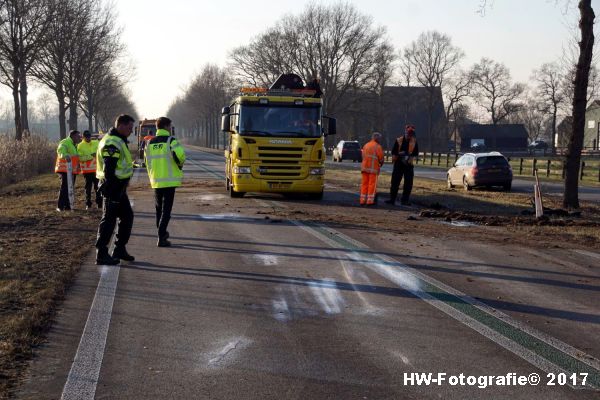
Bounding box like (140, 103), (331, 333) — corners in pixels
(447, 152), (512, 191)
(333, 140), (362, 162)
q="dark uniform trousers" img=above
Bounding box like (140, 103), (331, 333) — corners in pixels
(57, 172), (76, 210)
(96, 191), (134, 251)
(155, 187), (176, 240)
(390, 161), (414, 203)
(83, 173), (101, 207)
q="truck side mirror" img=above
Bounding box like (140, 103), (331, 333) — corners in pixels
(221, 114), (231, 133)
(322, 116), (337, 136)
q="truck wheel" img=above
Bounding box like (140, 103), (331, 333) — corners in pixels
(230, 186), (245, 198)
(308, 191), (324, 200)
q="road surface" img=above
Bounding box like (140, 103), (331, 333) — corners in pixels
(326, 159), (600, 203)
(16, 148), (600, 399)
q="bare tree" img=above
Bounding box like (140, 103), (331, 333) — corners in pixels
(470, 58), (525, 125)
(532, 62), (566, 152)
(445, 69), (473, 140)
(564, 0), (594, 209)
(508, 95), (550, 142)
(404, 31), (464, 150)
(32, 0), (122, 137)
(0, 0), (54, 140)
(229, 3), (389, 117)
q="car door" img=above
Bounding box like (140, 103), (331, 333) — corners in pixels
(450, 156), (464, 184)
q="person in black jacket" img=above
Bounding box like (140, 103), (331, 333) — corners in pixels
(385, 125), (419, 206)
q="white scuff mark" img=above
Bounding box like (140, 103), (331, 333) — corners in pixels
(575, 249), (600, 260)
(192, 194), (227, 202)
(199, 213), (245, 220)
(390, 350), (414, 367)
(309, 280), (344, 314)
(340, 252), (379, 314)
(254, 254), (279, 266)
(272, 298), (290, 322)
(370, 262), (422, 294)
(208, 337), (251, 366)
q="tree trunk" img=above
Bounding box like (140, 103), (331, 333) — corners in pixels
(551, 104), (557, 155)
(94, 115), (99, 132)
(564, 0), (595, 209)
(12, 81), (23, 140)
(87, 92), (94, 133)
(19, 69), (29, 133)
(57, 95), (67, 139)
(68, 103), (78, 131)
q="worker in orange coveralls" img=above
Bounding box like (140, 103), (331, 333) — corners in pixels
(360, 132), (384, 206)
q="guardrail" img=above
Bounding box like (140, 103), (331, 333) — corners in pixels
(382, 151), (600, 183)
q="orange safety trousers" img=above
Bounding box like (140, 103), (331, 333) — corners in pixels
(360, 172), (378, 205)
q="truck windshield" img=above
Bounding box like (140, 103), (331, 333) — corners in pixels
(239, 105), (321, 138)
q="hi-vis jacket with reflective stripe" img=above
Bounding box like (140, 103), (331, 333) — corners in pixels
(361, 139), (384, 174)
(55, 137), (81, 174)
(96, 133), (133, 180)
(145, 129), (186, 189)
(77, 139), (99, 173)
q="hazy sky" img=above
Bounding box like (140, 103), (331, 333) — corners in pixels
(117, 0), (594, 118)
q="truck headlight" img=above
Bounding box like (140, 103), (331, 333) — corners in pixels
(234, 166), (251, 174)
(310, 167), (324, 175)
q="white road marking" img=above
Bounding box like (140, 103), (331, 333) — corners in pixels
(253, 254), (279, 266)
(61, 193), (137, 399)
(60, 265), (120, 400)
(575, 249), (600, 261)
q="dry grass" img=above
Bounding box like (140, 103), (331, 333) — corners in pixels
(0, 134), (55, 188)
(0, 173), (99, 399)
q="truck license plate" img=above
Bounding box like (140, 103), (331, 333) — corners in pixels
(270, 183), (290, 189)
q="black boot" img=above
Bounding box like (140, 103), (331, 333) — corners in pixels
(157, 238), (171, 247)
(112, 246), (135, 262)
(96, 248), (120, 265)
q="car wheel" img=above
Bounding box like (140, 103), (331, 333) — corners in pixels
(503, 183), (512, 192)
(447, 174), (453, 189)
(463, 176), (472, 191)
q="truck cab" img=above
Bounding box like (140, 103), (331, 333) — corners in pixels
(221, 74), (336, 199)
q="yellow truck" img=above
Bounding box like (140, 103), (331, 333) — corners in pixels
(221, 74), (337, 199)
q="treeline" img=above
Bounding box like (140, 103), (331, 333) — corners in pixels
(0, 0), (138, 141)
(169, 3), (593, 150)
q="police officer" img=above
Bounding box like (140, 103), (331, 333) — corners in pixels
(95, 115), (136, 265)
(55, 130), (81, 211)
(77, 130), (101, 209)
(145, 117), (186, 247)
(385, 124), (419, 206)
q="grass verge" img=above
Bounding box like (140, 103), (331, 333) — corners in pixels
(0, 173), (99, 399)
(326, 168), (600, 248)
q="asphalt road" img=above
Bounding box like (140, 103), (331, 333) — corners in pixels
(16, 148), (600, 399)
(326, 159), (600, 203)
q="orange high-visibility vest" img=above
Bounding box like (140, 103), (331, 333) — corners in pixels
(54, 137), (81, 174)
(397, 135), (417, 165)
(361, 139), (384, 174)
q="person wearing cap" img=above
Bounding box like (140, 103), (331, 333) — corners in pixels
(360, 132), (384, 206)
(77, 130), (101, 209)
(385, 124), (419, 206)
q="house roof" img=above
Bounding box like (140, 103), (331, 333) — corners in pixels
(458, 124), (528, 139)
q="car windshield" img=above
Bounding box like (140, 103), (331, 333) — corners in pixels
(239, 105), (321, 138)
(476, 156), (508, 167)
